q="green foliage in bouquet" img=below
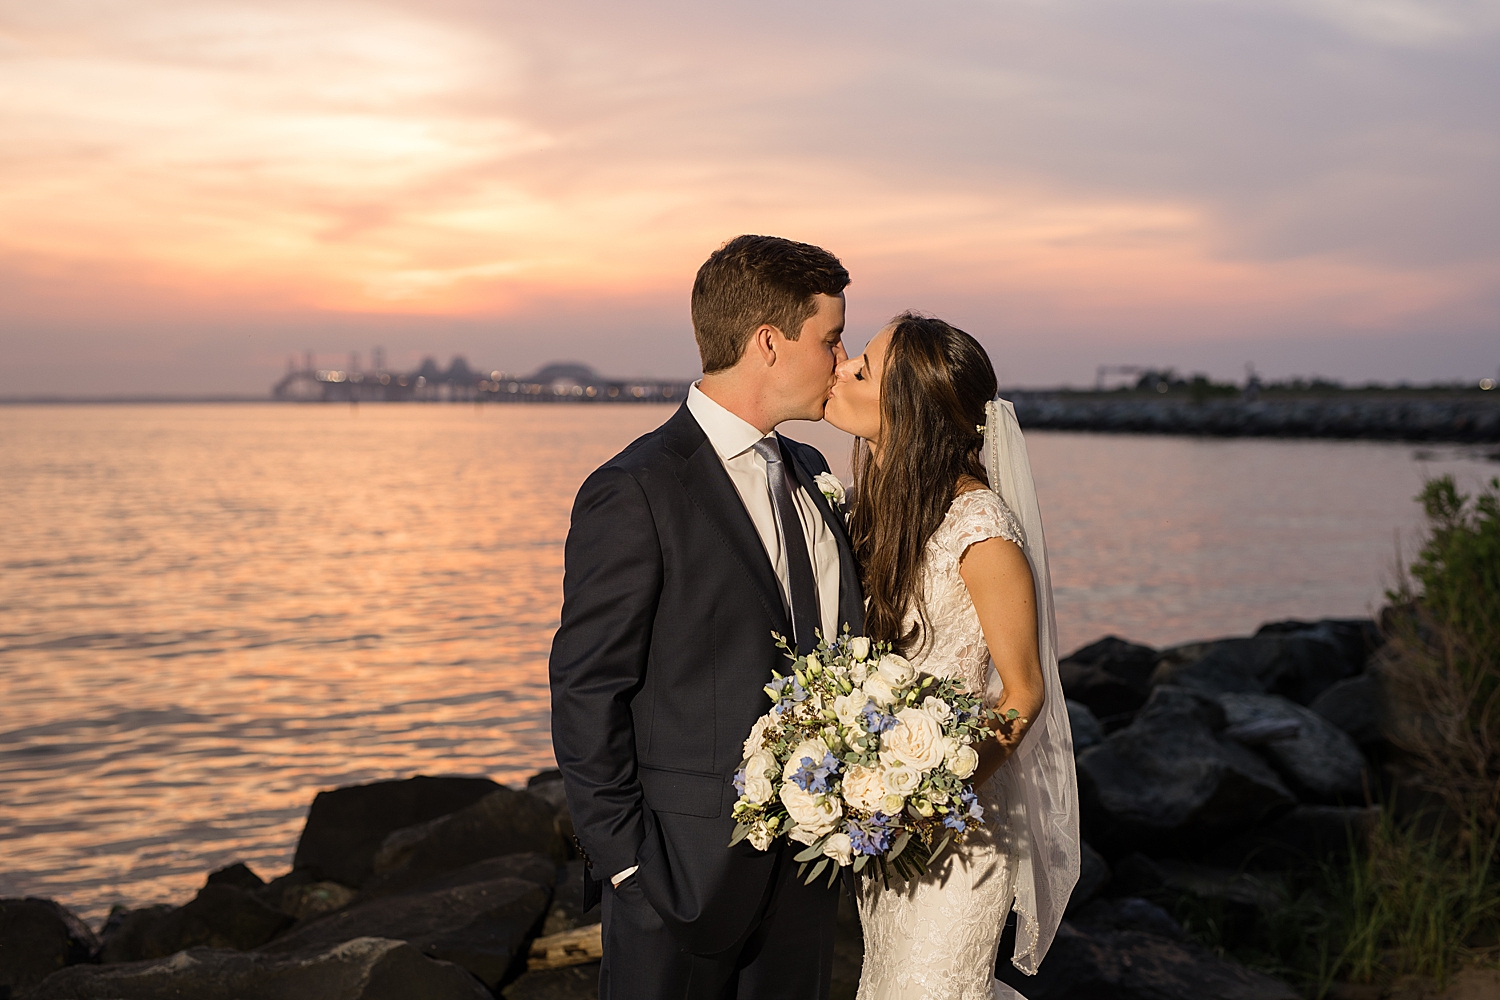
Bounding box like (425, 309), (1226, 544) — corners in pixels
(728, 627), (1001, 889)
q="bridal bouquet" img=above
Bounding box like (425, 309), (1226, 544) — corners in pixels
(730, 629), (1011, 886)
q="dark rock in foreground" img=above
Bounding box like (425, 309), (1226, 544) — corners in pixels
(365, 787), (565, 895)
(22, 937), (490, 1000)
(0, 898), (99, 994)
(1067, 699), (1105, 751)
(1219, 692), (1367, 802)
(1066, 842), (1112, 916)
(1060, 637), (1158, 724)
(97, 884), (290, 963)
(263, 853), (554, 990)
(997, 909), (1299, 1000)
(503, 963), (599, 1000)
(1077, 686), (1295, 851)
(1310, 669), (1386, 749)
(1152, 629), (1355, 706)
(294, 775), (501, 887)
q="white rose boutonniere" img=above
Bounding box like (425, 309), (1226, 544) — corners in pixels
(813, 472), (847, 510)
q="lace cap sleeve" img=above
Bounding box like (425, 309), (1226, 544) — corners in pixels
(949, 488), (1024, 562)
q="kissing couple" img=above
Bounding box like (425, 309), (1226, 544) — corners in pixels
(550, 235), (1080, 1000)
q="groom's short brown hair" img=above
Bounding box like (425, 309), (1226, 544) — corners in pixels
(691, 235), (849, 374)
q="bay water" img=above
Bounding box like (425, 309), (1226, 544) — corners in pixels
(0, 403), (1491, 923)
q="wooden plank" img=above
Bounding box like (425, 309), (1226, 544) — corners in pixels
(527, 922), (603, 970)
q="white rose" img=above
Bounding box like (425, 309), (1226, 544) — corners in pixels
(921, 696), (952, 725)
(781, 781), (842, 841)
(746, 821), (773, 851)
(805, 652), (822, 674)
(743, 750), (777, 804)
(882, 792), (907, 814)
(821, 832), (854, 866)
(789, 738), (830, 771)
(881, 707), (948, 771)
(947, 741), (980, 779)
(814, 471), (847, 505)
(862, 675), (896, 707)
(848, 660), (871, 686)
(742, 716), (773, 758)
(833, 692), (870, 729)
(876, 654), (915, 688)
(882, 762), (920, 796)
(849, 636), (871, 661)
(842, 764), (887, 813)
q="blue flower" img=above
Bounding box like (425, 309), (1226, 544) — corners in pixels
(958, 788), (984, 821)
(790, 751), (841, 794)
(847, 814), (895, 856)
(733, 768), (747, 795)
(942, 810), (967, 832)
(861, 703), (897, 734)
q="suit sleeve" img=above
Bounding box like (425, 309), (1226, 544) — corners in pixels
(549, 464), (662, 879)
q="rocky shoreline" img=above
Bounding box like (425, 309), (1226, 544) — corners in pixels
(0, 617), (1415, 1000)
(1009, 394), (1500, 443)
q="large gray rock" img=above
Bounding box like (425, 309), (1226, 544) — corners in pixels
(97, 884), (291, 963)
(1067, 700), (1105, 751)
(503, 963), (598, 1000)
(1065, 842), (1111, 915)
(1310, 669), (1386, 748)
(1, 898), (99, 994)
(1059, 637), (1159, 723)
(263, 854), (555, 991)
(1219, 693), (1368, 802)
(365, 787), (565, 895)
(995, 916), (1298, 1000)
(1076, 687), (1295, 850)
(22, 937), (491, 1000)
(1152, 626), (1356, 705)
(1109, 856), (1285, 942)
(294, 776), (501, 887)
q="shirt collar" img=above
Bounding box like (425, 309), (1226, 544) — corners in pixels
(687, 382), (774, 462)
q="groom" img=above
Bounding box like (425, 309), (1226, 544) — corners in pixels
(549, 235), (864, 999)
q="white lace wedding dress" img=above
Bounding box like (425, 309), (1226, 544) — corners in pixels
(855, 487), (1026, 1000)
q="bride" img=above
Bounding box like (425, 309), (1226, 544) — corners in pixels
(823, 313), (1079, 1000)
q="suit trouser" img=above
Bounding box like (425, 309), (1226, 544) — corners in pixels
(599, 846), (839, 1000)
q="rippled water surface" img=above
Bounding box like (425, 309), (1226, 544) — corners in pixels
(0, 404), (1491, 923)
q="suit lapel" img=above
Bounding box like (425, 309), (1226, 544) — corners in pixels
(665, 407), (789, 636)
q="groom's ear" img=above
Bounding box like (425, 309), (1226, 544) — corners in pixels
(749, 324), (781, 368)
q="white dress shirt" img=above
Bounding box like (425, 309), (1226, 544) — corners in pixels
(685, 383), (844, 642)
(613, 385), (845, 887)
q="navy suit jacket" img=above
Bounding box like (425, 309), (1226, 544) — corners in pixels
(549, 403), (863, 954)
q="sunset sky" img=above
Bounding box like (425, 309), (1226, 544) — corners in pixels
(3, 0), (1497, 394)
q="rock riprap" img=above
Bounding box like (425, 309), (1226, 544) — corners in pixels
(294, 775), (502, 888)
(22, 937), (492, 1000)
(1076, 686), (1296, 850)
(1219, 692), (1368, 802)
(0, 898), (99, 994)
(261, 854), (555, 991)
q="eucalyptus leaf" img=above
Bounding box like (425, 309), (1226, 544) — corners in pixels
(805, 858), (829, 884)
(728, 822), (751, 848)
(889, 830), (912, 862)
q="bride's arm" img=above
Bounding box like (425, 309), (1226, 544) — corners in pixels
(958, 536), (1045, 787)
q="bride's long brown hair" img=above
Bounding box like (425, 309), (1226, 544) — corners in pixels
(850, 313), (998, 655)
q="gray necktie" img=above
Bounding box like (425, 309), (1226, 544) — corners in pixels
(752, 437), (820, 655)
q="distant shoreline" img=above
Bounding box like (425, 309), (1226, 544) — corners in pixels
(5, 393), (1500, 444)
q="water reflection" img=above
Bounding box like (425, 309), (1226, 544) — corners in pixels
(0, 404), (1488, 923)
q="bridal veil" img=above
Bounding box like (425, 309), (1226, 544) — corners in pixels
(982, 397), (1080, 982)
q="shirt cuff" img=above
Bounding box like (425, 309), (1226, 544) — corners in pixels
(611, 865), (638, 886)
